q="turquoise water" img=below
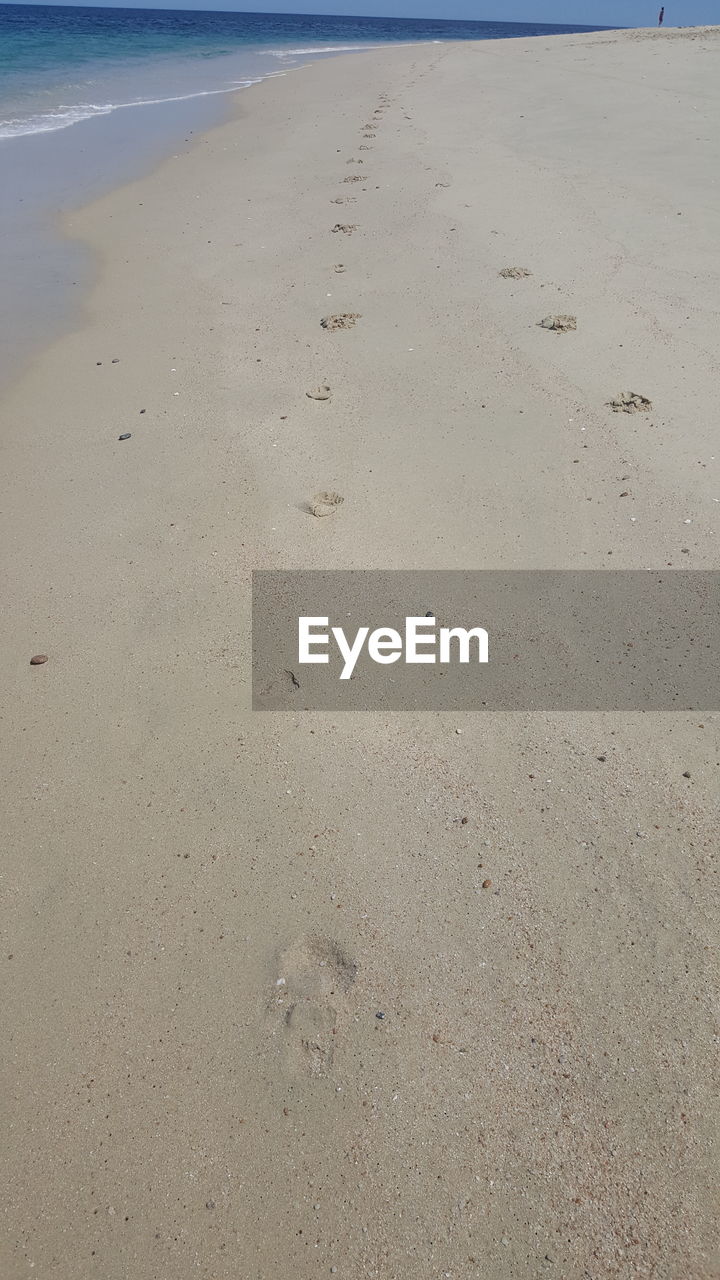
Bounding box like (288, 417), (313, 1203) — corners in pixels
(0, 5), (607, 140)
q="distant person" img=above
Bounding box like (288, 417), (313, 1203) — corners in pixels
(658, 7), (665, 24)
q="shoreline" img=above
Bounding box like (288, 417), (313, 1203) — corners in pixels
(0, 13), (617, 388)
(2, 28), (719, 1280)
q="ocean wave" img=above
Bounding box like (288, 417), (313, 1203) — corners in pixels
(262, 42), (394, 58)
(0, 79), (266, 140)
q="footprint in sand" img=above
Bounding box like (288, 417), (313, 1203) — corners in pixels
(270, 935), (358, 1077)
(309, 491), (344, 517)
(607, 391), (653, 413)
(331, 223), (358, 235)
(499, 266), (533, 278)
(343, 175), (365, 183)
(330, 196), (357, 205)
(306, 384), (332, 400)
(333, 264), (346, 273)
(358, 145), (371, 152)
(539, 314), (577, 332)
(362, 133), (376, 139)
(321, 313), (360, 331)
(346, 158), (364, 164)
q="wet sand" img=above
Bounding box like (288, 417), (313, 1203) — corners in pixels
(1, 28), (719, 1279)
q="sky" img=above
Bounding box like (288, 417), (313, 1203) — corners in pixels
(15, 0), (720, 30)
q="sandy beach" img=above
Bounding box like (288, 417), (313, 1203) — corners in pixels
(2, 26), (719, 1279)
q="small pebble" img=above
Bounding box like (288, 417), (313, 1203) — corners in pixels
(482, 879), (492, 889)
(682, 770), (691, 778)
(30, 654), (48, 665)
(118, 433), (131, 441)
(375, 1011), (385, 1020)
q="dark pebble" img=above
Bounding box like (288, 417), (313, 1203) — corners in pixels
(375, 1012), (385, 1020)
(682, 771), (691, 778)
(597, 755), (606, 762)
(118, 433), (132, 441)
(139, 409), (146, 414)
(112, 358), (120, 364)
(30, 654), (48, 665)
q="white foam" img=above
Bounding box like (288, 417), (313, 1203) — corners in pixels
(0, 37), (425, 142)
(262, 40), (416, 58)
(0, 79), (265, 140)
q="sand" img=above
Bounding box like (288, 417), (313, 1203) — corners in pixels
(1, 27), (719, 1280)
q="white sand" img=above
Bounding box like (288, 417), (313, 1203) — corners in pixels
(1, 28), (719, 1278)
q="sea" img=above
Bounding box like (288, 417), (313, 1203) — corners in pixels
(0, 4), (608, 380)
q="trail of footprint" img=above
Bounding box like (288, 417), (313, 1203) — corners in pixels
(269, 935), (358, 1078)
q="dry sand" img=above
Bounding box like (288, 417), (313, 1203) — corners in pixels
(1, 28), (719, 1280)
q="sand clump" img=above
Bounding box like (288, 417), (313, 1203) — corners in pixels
(608, 391), (653, 413)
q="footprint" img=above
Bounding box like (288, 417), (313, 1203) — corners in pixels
(306, 384), (331, 400)
(321, 313), (360, 331)
(499, 266), (532, 279)
(333, 264), (346, 273)
(343, 174), (365, 183)
(607, 391), (652, 413)
(270, 935), (358, 1077)
(539, 314), (577, 332)
(309, 491), (344, 517)
(331, 223), (358, 235)
(362, 133), (376, 139)
(330, 196), (356, 205)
